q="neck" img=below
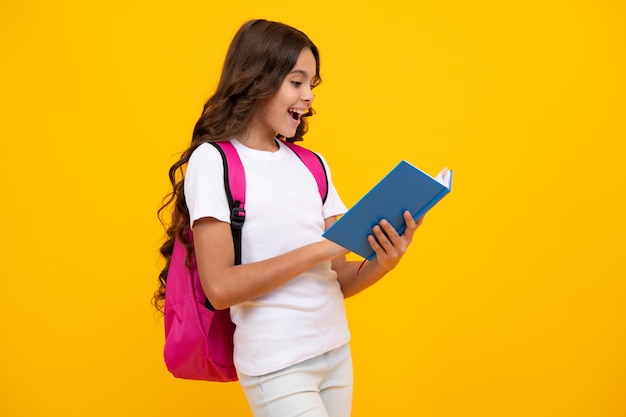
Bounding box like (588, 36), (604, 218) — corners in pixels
(236, 128), (280, 152)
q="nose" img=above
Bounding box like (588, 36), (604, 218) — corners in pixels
(303, 86), (314, 105)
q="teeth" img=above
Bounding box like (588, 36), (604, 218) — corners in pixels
(289, 108), (306, 114)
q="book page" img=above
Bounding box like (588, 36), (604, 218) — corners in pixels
(435, 167), (452, 188)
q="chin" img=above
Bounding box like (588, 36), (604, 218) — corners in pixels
(279, 130), (298, 139)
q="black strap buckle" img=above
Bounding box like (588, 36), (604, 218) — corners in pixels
(231, 202), (245, 230)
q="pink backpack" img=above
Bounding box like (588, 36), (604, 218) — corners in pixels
(163, 140), (328, 381)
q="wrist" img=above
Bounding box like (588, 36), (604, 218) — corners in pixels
(318, 239), (348, 261)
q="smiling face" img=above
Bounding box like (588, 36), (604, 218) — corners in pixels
(250, 48), (317, 143)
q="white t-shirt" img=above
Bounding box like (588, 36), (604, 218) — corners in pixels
(185, 139), (350, 376)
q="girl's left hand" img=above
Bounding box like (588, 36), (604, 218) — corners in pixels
(368, 210), (423, 272)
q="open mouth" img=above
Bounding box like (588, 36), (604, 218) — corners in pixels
(289, 108), (306, 121)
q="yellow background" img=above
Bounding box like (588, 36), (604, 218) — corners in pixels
(1, 1), (625, 416)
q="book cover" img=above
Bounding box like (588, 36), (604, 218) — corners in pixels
(323, 161), (452, 260)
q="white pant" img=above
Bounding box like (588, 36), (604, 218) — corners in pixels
(237, 343), (353, 417)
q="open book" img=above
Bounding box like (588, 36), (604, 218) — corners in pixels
(323, 161), (452, 260)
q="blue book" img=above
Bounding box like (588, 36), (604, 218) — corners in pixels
(323, 161), (452, 260)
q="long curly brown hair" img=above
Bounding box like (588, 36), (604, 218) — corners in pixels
(153, 19), (321, 312)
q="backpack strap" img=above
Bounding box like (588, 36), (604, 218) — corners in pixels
(205, 141), (246, 310)
(210, 141), (246, 263)
(281, 140), (328, 203)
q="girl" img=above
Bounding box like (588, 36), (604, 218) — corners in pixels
(154, 19), (422, 417)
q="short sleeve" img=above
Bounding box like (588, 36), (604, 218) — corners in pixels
(184, 143), (231, 227)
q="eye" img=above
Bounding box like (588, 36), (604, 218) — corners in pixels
(291, 81), (302, 87)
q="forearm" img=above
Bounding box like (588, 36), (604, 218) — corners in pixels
(334, 258), (390, 298)
(193, 216), (349, 309)
(205, 240), (338, 309)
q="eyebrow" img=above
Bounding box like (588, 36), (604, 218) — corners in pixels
(289, 69), (309, 77)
